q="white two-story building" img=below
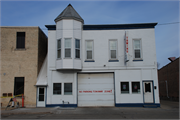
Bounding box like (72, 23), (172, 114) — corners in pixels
(36, 4), (160, 107)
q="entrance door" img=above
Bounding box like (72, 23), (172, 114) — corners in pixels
(143, 81), (154, 103)
(37, 87), (46, 107)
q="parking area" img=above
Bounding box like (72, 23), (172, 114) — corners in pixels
(1, 100), (179, 119)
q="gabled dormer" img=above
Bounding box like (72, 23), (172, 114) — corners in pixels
(55, 4), (83, 70)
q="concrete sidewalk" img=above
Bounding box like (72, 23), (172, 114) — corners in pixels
(1, 100), (179, 116)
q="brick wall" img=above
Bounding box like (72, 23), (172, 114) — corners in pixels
(0, 27), (47, 107)
(158, 58), (179, 101)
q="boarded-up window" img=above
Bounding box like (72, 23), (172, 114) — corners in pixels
(17, 32), (25, 49)
(14, 77), (24, 95)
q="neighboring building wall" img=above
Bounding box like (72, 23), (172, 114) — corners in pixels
(0, 27), (47, 107)
(38, 28), (48, 75)
(158, 58), (179, 101)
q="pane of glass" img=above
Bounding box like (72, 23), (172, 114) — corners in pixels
(65, 39), (71, 48)
(64, 83), (72, 95)
(39, 95), (44, 101)
(135, 50), (141, 58)
(58, 40), (61, 49)
(53, 83), (61, 95)
(145, 83), (151, 92)
(57, 49), (61, 58)
(76, 49), (80, 58)
(39, 88), (44, 94)
(132, 82), (140, 93)
(87, 51), (92, 59)
(121, 82), (129, 93)
(86, 41), (93, 50)
(134, 40), (140, 49)
(76, 39), (80, 49)
(111, 50), (116, 59)
(14, 77), (24, 95)
(110, 41), (116, 50)
(65, 49), (71, 57)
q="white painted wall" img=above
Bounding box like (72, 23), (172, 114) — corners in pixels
(47, 20), (159, 106)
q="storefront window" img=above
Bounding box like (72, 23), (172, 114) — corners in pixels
(132, 82), (140, 93)
(121, 82), (129, 93)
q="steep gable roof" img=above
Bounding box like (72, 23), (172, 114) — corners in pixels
(54, 4), (84, 23)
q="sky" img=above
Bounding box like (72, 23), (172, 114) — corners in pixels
(0, 0), (179, 69)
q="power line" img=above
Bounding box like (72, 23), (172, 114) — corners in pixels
(157, 22), (180, 25)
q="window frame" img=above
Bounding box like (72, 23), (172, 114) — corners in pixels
(57, 39), (61, 59)
(109, 40), (118, 60)
(120, 82), (130, 94)
(64, 83), (73, 95)
(53, 83), (62, 95)
(133, 39), (142, 60)
(85, 40), (94, 61)
(75, 39), (80, 59)
(131, 81), (141, 94)
(64, 38), (72, 58)
(16, 32), (25, 49)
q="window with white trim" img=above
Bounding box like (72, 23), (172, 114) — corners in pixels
(65, 38), (71, 58)
(109, 40), (117, 59)
(120, 82), (129, 94)
(86, 40), (93, 60)
(75, 39), (80, 58)
(64, 83), (72, 95)
(133, 39), (142, 59)
(57, 39), (61, 59)
(132, 82), (140, 93)
(53, 83), (61, 95)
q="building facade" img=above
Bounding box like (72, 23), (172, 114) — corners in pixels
(0, 27), (47, 107)
(158, 57), (179, 101)
(36, 4), (160, 107)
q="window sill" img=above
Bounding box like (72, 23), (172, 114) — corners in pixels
(108, 60), (119, 62)
(64, 58), (72, 59)
(84, 60), (95, 62)
(133, 59), (143, 61)
(14, 48), (26, 51)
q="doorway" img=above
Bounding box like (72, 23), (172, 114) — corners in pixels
(143, 81), (154, 103)
(37, 87), (46, 107)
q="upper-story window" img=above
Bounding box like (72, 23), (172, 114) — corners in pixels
(133, 39), (142, 59)
(57, 39), (61, 59)
(86, 40), (94, 60)
(65, 38), (71, 58)
(109, 40), (117, 59)
(16, 32), (25, 49)
(75, 39), (80, 58)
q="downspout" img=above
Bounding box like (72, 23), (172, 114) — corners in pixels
(165, 81), (169, 98)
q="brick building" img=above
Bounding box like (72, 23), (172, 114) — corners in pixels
(0, 27), (47, 107)
(158, 57), (179, 101)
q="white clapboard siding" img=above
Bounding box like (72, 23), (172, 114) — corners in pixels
(78, 73), (114, 107)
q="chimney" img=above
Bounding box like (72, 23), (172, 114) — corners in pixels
(168, 57), (176, 62)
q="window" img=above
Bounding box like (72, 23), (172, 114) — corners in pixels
(121, 82), (129, 94)
(132, 82), (140, 93)
(64, 83), (72, 95)
(65, 38), (71, 58)
(145, 83), (151, 92)
(57, 39), (61, 59)
(14, 77), (24, 95)
(75, 39), (80, 58)
(39, 88), (44, 101)
(109, 40), (117, 59)
(133, 40), (142, 59)
(53, 83), (61, 95)
(16, 32), (25, 49)
(86, 40), (93, 60)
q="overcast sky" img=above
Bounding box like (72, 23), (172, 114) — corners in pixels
(1, 0), (179, 69)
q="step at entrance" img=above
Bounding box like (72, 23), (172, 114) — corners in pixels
(143, 105), (157, 108)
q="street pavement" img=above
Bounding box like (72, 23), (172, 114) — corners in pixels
(1, 100), (179, 119)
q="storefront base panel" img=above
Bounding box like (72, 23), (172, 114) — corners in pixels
(115, 103), (160, 107)
(46, 104), (77, 107)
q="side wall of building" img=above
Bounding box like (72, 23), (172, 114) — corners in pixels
(158, 58), (179, 101)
